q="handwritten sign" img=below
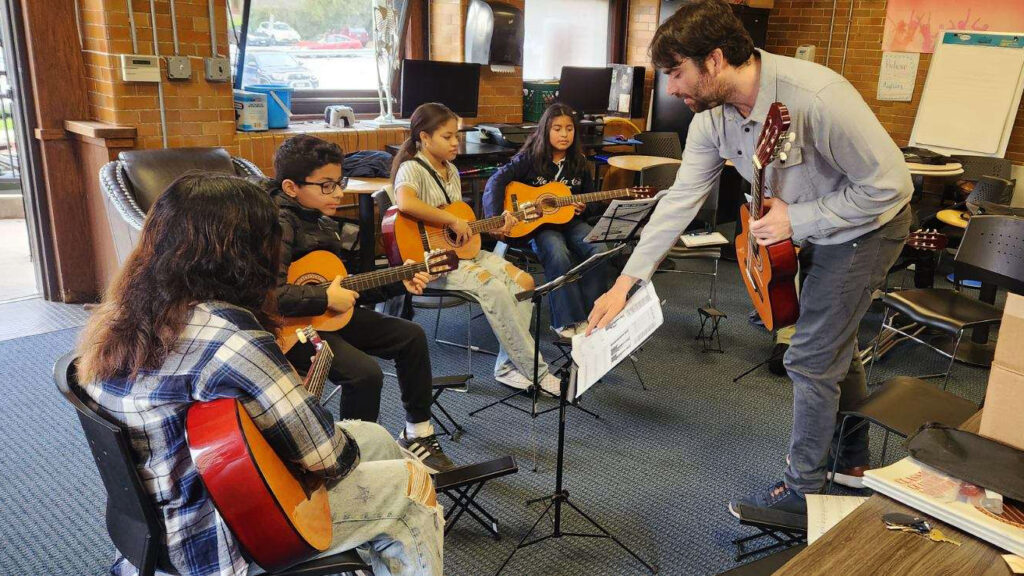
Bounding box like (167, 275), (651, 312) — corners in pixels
(878, 51), (920, 101)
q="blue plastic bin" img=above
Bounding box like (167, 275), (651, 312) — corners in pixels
(244, 84), (292, 129)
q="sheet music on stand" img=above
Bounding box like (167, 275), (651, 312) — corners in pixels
(569, 282), (663, 398)
(585, 197), (659, 243)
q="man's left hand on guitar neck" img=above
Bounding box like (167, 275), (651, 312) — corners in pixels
(749, 197), (793, 245)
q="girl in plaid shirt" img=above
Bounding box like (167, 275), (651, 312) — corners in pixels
(77, 174), (442, 576)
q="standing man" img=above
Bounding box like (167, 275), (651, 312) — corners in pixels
(587, 0), (912, 515)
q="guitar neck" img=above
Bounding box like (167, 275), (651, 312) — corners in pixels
(749, 164), (766, 219)
(302, 344), (334, 400)
(468, 207), (533, 234)
(330, 261), (428, 291)
(554, 188), (636, 207)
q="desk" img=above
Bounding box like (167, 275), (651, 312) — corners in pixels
(384, 140), (516, 160)
(907, 161), (964, 178)
(344, 177), (389, 273)
(606, 154), (681, 172)
(775, 412), (1012, 576)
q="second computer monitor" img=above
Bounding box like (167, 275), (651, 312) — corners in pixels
(557, 66), (614, 115)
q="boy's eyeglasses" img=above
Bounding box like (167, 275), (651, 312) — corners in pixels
(296, 177), (349, 195)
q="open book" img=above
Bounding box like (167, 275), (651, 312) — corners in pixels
(863, 458), (1024, 556)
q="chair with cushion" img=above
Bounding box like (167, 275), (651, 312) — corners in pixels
(54, 353), (372, 576)
(99, 147), (264, 266)
(867, 215), (1024, 389)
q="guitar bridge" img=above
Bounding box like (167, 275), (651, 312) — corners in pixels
(510, 194), (519, 212)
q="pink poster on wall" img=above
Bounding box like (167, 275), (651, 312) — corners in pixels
(883, 0), (1024, 53)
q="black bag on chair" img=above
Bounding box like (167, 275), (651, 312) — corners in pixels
(907, 423), (1024, 502)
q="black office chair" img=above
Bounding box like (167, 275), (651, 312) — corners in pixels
(867, 215), (1024, 389)
(965, 175), (1015, 214)
(646, 163), (724, 310)
(53, 353), (372, 576)
(635, 131), (682, 160)
(827, 376), (978, 493)
(99, 147), (264, 267)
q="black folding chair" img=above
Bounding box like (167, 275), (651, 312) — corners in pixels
(54, 352), (372, 576)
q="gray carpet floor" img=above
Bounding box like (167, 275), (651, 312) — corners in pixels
(0, 263), (993, 576)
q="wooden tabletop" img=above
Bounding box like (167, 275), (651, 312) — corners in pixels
(606, 155), (682, 172)
(907, 161), (964, 177)
(775, 412), (1012, 576)
(344, 177), (389, 194)
(936, 208), (971, 229)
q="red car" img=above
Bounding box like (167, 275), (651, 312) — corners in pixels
(340, 27), (370, 46)
(298, 34), (362, 50)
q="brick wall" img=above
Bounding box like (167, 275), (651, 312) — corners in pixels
(429, 0), (524, 125)
(625, 0), (659, 123)
(80, 0), (237, 152)
(766, 0), (1024, 163)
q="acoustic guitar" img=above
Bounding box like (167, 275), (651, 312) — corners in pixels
(278, 249), (459, 352)
(906, 229), (948, 252)
(736, 102), (799, 332)
(380, 201), (540, 265)
(501, 182), (654, 238)
(186, 326), (335, 572)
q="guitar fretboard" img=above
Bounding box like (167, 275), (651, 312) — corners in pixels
(549, 188), (638, 208)
(309, 261), (429, 292)
(302, 342), (334, 400)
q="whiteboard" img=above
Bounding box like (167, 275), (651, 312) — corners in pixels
(910, 31), (1024, 157)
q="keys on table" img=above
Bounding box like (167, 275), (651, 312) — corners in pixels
(882, 513), (962, 547)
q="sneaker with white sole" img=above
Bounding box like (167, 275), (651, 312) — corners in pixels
(495, 370), (563, 396)
(398, 432), (455, 474)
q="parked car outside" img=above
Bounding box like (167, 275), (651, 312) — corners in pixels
(256, 21), (301, 45)
(243, 51), (319, 89)
(298, 34), (363, 50)
(339, 26), (370, 46)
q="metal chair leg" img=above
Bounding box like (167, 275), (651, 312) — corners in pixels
(827, 415), (850, 494)
(942, 330), (965, 391)
(866, 306), (892, 386)
(432, 297), (443, 340)
(880, 429), (890, 464)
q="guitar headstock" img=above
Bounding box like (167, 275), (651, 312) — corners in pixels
(754, 102), (794, 170)
(626, 186), (656, 199)
(295, 326), (325, 350)
(423, 249), (459, 275)
(907, 229), (948, 252)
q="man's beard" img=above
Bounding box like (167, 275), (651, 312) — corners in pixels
(685, 73), (728, 113)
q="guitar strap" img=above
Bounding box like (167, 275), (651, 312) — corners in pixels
(411, 157), (455, 205)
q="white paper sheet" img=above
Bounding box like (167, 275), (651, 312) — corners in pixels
(570, 282), (663, 397)
(806, 494), (869, 544)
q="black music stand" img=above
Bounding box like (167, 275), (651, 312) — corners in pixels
(469, 245), (628, 421)
(586, 197), (659, 245)
(494, 344), (657, 575)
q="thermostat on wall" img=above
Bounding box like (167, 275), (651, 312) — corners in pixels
(120, 54), (161, 83)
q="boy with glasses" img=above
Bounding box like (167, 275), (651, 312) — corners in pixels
(271, 134), (454, 473)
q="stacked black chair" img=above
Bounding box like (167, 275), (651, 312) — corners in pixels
(635, 131), (682, 160)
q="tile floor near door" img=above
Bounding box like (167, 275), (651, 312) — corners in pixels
(0, 218), (36, 301)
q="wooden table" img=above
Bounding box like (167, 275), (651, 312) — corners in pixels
(907, 161), (964, 178)
(606, 154), (682, 172)
(344, 178), (389, 272)
(775, 412), (1012, 576)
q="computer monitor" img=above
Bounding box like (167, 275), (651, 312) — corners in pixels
(557, 66), (613, 115)
(400, 60), (482, 118)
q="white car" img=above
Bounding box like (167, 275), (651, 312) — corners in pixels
(256, 21), (301, 45)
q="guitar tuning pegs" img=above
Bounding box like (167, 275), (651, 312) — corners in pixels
(787, 132), (796, 142)
(779, 152), (788, 162)
(783, 142), (792, 152)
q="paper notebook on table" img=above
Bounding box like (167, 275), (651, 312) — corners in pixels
(680, 232), (728, 248)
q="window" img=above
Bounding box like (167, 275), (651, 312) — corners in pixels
(523, 0), (610, 81)
(228, 0), (410, 114)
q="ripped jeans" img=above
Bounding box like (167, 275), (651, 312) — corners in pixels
(428, 249), (550, 380)
(267, 420), (444, 576)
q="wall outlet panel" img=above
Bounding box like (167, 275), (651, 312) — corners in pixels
(204, 57), (231, 82)
(167, 56), (192, 80)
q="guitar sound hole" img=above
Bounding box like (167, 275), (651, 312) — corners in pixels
(444, 226), (460, 247)
(540, 195), (558, 214)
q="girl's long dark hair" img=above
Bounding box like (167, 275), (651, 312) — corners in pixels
(520, 103), (586, 179)
(390, 102), (459, 185)
(78, 173), (283, 383)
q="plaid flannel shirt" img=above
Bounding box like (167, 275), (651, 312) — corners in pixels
(81, 301), (359, 576)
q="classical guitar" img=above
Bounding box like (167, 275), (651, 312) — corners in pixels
(736, 102), (799, 332)
(501, 182), (655, 238)
(278, 249), (459, 352)
(380, 200), (540, 265)
(186, 327), (334, 572)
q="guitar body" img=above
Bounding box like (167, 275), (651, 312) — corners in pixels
(736, 203), (799, 331)
(503, 181), (576, 238)
(278, 251), (352, 353)
(381, 201), (481, 265)
(186, 398), (332, 572)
